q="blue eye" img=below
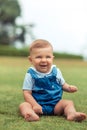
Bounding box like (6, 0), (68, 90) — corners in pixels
(46, 56), (51, 58)
(36, 56), (41, 59)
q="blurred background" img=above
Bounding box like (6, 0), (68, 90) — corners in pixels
(0, 0), (87, 60)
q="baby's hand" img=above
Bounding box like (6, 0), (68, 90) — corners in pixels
(33, 104), (43, 114)
(68, 85), (78, 93)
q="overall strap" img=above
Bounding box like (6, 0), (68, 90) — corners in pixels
(52, 66), (57, 77)
(27, 68), (38, 79)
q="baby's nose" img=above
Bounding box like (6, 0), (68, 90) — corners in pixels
(41, 58), (47, 62)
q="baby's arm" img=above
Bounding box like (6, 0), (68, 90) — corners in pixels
(57, 68), (77, 93)
(62, 83), (78, 93)
(23, 90), (43, 114)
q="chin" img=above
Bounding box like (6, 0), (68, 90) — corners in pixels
(40, 69), (49, 73)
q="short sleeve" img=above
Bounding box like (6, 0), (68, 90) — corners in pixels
(56, 68), (65, 86)
(22, 73), (34, 90)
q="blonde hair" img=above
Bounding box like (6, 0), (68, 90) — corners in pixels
(29, 39), (53, 54)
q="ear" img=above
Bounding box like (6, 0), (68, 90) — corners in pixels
(28, 56), (32, 63)
(53, 55), (54, 59)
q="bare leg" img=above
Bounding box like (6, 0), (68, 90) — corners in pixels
(19, 102), (40, 121)
(54, 99), (86, 122)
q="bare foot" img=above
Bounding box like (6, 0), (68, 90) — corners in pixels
(67, 112), (86, 122)
(24, 112), (40, 122)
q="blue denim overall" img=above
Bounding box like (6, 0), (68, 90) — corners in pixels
(28, 67), (63, 115)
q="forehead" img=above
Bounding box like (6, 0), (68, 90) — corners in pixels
(31, 47), (53, 55)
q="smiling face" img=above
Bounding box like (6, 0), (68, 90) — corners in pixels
(29, 46), (54, 73)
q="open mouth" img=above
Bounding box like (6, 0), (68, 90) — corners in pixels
(40, 65), (47, 68)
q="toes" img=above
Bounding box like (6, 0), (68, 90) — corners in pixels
(25, 113), (40, 122)
(75, 113), (86, 122)
(67, 112), (86, 122)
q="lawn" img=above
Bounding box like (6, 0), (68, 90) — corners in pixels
(0, 56), (87, 130)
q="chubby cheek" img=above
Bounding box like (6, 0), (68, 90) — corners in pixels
(33, 60), (40, 66)
(48, 59), (53, 64)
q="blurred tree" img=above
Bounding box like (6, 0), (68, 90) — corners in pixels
(0, 0), (35, 46)
(0, 0), (20, 45)
(0, 0), (20, 24)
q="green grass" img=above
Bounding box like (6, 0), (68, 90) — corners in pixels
(0, 56), (87, 130)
